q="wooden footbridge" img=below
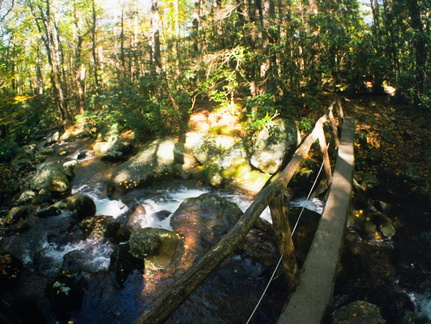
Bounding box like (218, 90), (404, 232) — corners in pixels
(133, 99), (355, 324)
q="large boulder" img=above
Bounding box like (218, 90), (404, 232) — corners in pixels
(129, 227), (181, 270)
(93, 135), (132, 162)
(29, 162), (70, 194)
(170, 193), (243, 269)
(64, 194), (97, 220)
(250, 117), (300, 174)
(203, 141), (270, 192)
(187, 132), (237, 165)
(108, 138), (181, 198)
(60, 123), (94, 141)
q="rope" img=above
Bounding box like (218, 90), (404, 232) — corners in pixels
(245, 141), (331, 323)
(245, 254), (284, 324)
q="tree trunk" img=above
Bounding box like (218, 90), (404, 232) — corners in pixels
(27, 0), (73, 126)
(407, 0), (427, 98)
(151, 0), (161, 70)
(91, 0), (100, 91)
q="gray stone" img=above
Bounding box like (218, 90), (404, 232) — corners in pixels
(65, 194), (96, 219)
(250, 118), (300, 174)
(6, 206), (28, 224)
(108, 138), (179, 198)
(129, 227), (181, 270)
(203, 141), (269, 192)
(29, 163), (70, 194)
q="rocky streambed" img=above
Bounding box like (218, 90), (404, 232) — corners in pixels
(1, 98), (431, 324)
(0, 111), (302, 323)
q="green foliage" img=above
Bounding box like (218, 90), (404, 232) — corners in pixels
(0, 139), (20, 162)
(298, 117), (313, 132)
(0, 92), (58, 157)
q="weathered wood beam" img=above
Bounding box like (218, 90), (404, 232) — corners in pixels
(269, 193), (298, 291)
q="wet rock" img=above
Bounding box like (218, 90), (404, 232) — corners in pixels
(33, 189), (53, 204)
(68, 215), (118, 242)
(109, 243), (143, 286)
(374, 212), (395, 239)
(332, 300), (384, 324)
(36, 205), (61, 218)
(29, 162), (70, 194)
(0, 251), (23, 289)
(170, 193), (242, 268)
(77, 151), (87, 159)
(129, 227), (181, 270)
(46, 275), (84, 320)
(65, 194), (96, 220)
(63, 160), (78, 179)
(154, 210), (171, 221)
(288, 207), (321, 266)
(16, 190), (37, 205)
(127, 204), (148, 231)
(250, 117), (300, 174)
(6, 206), (29, 224)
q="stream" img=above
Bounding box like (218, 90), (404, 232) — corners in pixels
(2, 138), (431, 323)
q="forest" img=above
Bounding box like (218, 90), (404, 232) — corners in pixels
(1, 1), (431, 323)
(0, 0), (430, 162)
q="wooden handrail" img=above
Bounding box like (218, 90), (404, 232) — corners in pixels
(132, 101), (344, 324)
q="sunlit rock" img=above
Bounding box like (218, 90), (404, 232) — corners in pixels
(6, 206), (29, 224)
(63, 160), (78, 179)
(187, 132), (237, 165)
(16, 190), (37, 205)
(203, 141), (270, 192)
(29, 162), (70, 194)
(108, 138), (179, 198)
(60, 123), (95, 141)
(250, 117), (300, 174)
(93, 135), (132, 162)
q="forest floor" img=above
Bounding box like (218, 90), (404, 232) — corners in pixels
(345, 94), (431, 198)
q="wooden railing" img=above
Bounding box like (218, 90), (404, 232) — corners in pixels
(133, 99), (347, 324)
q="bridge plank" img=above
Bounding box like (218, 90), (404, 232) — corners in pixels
(277, 117), (355, 324)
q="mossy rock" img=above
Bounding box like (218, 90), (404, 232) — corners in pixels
(332, 300), (384, 324)
(65, 194), (96, 219)
(129, 227), (181, 270)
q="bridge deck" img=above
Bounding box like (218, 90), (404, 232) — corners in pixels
(277, 117), (355, 324)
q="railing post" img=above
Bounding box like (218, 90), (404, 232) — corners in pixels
(328, 103), (341, 149)
(317, 125), (332, 185)
(269, 193), (298, 292)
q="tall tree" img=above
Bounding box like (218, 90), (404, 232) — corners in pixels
(26, 0), (72, 125)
